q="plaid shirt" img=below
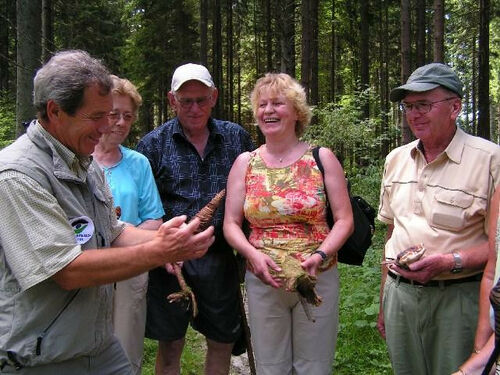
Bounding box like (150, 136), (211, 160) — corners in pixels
(137, 117), (254, 250)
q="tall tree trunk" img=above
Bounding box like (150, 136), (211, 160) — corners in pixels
(226, 0), (234, 122)
(41, 0), (53, 62)
(301, 0), (311, 99)
(309, 0), (319, 105)
(0, 0), (9, 91)
(330, 0), (336, 101)
(415, 0), (426, 66)
(401, 0), (413, 144)
(265, 0), (272, 72)
(432, 0), (444, 62)
(360, 0), (370, 117)
(200, 0), (208, 66)
(278, 0), (295, 76)
(212, 0), (223, 118)
(16, 0), (41, 137)
(380, 0), (390, 156)
(477, 0), (490, 140)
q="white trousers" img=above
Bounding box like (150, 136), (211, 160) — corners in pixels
(246, 266), (340, 375)
(112, 272), (148, 375)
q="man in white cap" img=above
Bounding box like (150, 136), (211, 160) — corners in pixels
(137, 63), (254, 375)
(377, 62), (500, 374)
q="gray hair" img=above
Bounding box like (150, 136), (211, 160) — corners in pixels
(33, 50), (112, 121)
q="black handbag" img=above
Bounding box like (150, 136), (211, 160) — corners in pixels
(312, 147), (376, 266)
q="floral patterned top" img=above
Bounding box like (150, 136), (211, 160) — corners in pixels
(244, 145), (336, 273)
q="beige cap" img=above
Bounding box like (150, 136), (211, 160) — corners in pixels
(171, 63), (214, 92)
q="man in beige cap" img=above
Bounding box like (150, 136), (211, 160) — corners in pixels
(137, 63), (254, 375)
(376, 63), (500, 374)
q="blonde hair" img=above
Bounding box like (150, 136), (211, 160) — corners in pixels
(110, 75), (142, 113)
(250, 73), (312, 137)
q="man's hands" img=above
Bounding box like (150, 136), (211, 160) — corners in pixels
(389, 253), (451, 284)
(151, 216), (214, 265)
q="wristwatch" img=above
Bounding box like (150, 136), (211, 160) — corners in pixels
(313, 250), (328, 262)
(451, 251), (463, 274)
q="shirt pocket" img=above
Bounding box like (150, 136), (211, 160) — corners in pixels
(430, 189), (473, 231)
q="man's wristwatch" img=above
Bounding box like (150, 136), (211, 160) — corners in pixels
(451, 251), (463, 273)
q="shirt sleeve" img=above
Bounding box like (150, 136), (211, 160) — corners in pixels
(0, 171), (82, 290)
(138, 158), (165, 222)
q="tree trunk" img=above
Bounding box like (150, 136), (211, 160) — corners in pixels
(278, 0), (295, 76)
(226, 0), (234, 122)
(301, 0), (312, 99)
(309, 0), (319, 105)
(265, 0), (272, 72)
(415, 0), (426, 66)
(16, 0), (41, 137)
(401, 0), (413, 144)
(477, 0), (489, 140)
(41, 0), (53, 62)
(360, 0), (370, 117)
(212, 0), (223, 118)
(432, 0), (444, 62)
(200, 0), (208, 66)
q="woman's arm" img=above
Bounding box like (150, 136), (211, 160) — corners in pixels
(302, 147), (354, 275)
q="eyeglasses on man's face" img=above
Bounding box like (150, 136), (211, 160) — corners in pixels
(108, 111), (135, 122)
(174, 95), (212, 109)
(399, 97), (457, 114)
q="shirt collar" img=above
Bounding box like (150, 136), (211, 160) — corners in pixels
(410, 126), (463, 164)
(172, 117), (224, 142)
(29, 120), (91, 179)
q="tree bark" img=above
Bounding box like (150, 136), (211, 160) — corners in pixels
(301, 0), (312, 100)
(16, 0), (41, 137)
(401, 0), (413, 144)
(309, 0), (319, 105)
(212, 0), (223, 118)
(200, 0), (208, 66)
(360, 0), (370, 117)
(477, 0), (490, 140)
(415, 0), (426, 66)
(41, 0), (53, 62)
(432, 0), (444, 62)
(278, 0), (295, 76)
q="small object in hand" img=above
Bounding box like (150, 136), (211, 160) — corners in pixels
(382, 243), (426, 269)
(193, 189), (226, 233)
(395, 243), (426, 269)
(167, 190), (226, 318)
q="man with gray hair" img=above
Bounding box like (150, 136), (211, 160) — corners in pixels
(137, 63), (254, 375)
(377, 62), (500, 374)
(0, 50), (214, 374)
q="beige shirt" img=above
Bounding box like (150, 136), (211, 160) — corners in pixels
(378, 127), (500, 280)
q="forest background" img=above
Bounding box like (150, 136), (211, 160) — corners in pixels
(1, 0), (499, 374)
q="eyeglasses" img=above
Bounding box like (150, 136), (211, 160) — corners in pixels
(399, 97), (457, 114)
(108, 111), (135, 122)
(175, 95), (212, 109)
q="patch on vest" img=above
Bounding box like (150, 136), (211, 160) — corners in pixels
(69, 216), (95, 245)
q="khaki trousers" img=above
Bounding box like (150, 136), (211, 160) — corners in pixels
(112, 273), (148, 375)
(383, 276), (480, 375)
(246, 266), (339, 375)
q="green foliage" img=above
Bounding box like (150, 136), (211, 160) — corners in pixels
(0, 92), (16, 149)
(303, 89), (395, 177)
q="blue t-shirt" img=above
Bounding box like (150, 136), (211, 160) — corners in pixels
(136, 117), (254, 249)
(102, 145), (164, 226)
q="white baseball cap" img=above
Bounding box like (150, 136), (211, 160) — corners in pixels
(171, 63), (215, 92)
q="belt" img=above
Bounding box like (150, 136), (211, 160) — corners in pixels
(387, 270), (482, 287)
